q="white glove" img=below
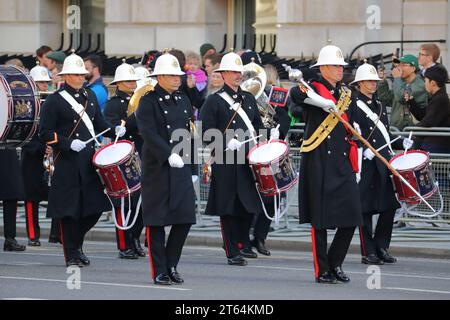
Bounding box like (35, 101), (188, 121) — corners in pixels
(353, 122), (362, 135)
(192, 175), (199, 184)
(270, 127), (280, 140)
(304, 89), (338, 113)
(403, 138), (414, 150)
(168, 153), (184, 168)
(115, 125), (126, 138)
(363, 148), (375, 161)
(227, 138), (242, 151)
(70, 139), (86, 152)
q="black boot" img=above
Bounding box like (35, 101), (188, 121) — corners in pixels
(252, 238), (270, 256)
(78, 247), (90, 266)
(119, 248), (138, 259)
(168, 267), (184, 284)
(3, 238), (26, 251)
(133, 238), (146, 257)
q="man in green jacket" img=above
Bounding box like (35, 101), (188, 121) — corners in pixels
(377, 54), (428, 130)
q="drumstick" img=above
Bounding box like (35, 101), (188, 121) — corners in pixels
(375, 136), (401, 152)
(403, 131), (413, 156)
(114, 120), (126, 146)
(84, 128), (111, 144)
(330, 110), (435, 212)
(224, 134), (263, 151)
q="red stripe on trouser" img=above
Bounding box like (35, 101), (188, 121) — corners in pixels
(146, 227), (155, 279)
(116, 208), (126, 251)
(220, 219), (230, 257)
(359, 226), (367, 256)
(311, 227), (319, 279)
(26, 201), (35, 240)
(60, 221), (67, 263)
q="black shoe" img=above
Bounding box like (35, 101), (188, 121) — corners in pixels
(315, 271), (338, 284)
(240, 247), (257, 259)
(66, 258), (83, 267)
(28, 239), (41, 247)
(362, 254), (385, 265)
(118, 248), (139, 259)
(133, 238), (146, 257)
(377, 248), (397, 263)
(168, 267), (184, 284)
(227, 255), (248, 266)
(48, 236), (61, 244)
(331, 266), (350, 283)
(3, 238), (26, 251)
(78, 250), (90, 266)
(154, 273), (171, 285)
(252, 239), (270, 256)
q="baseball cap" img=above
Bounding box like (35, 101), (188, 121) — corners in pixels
(46, 51), (67, 63)
(394, 54), (419, 68)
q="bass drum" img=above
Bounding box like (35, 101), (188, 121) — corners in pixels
(0, 65), (40, 149)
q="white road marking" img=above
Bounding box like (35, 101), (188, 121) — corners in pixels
(247, 265), (450, 281)
(383, 287), (450, 295)
(0, 276), (191, 291)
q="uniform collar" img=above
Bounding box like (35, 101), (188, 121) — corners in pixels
(155, 84), (180, 102)
(63, 84), (86, 99)
(116, 90), (132, 99)
(317, 77), (341, 97)
(223, 84), (243, 102)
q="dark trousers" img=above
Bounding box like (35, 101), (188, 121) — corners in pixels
(146, 224), (191, 279)
(252, 200), (274, 242)
(60, 213), (102, 262)
(114, 205), (144, 251)
(311, 227), (356, 278)
(359, 209), (395, 256)
(222, 214), (253, 258)
(2, 200), (18, 239)
(25, 201), (40, 241)
(49, 219), (61, 240)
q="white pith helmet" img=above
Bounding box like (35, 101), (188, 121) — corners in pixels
(311, 45), (348, 68)
(58, 50), (89, 75)
(110, 60), (139, 84)
(30, 62), (51, 82)
(350, 61), (382, 84)
(215, 52), (244, 73)
(150, 53), (185, 76)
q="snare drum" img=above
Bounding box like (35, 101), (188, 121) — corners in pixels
(0, 65), (40, 148)
(92, 140), (141, 198)
(248, 140), (298, 196)
(389, 150), (437, 204)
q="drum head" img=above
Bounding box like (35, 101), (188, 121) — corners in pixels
(94, 141), (133, 166)
(0, 78), (9, 135)
(390, 152), (428, 170)
(249, 141), (287, 164)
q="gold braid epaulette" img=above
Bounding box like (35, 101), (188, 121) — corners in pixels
(300, 87), (352, 152)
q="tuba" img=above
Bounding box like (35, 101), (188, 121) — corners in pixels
(127, 83), (155, 117)
(240, 60), (277, 128)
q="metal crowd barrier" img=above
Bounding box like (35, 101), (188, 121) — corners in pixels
(193, 124), (450, 229)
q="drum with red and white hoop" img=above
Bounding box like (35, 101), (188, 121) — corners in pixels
(389, 150), (437, 205)
(0, 65), (40, 148)
(248, 140), (298, 196)
(92, 140), (141, 198)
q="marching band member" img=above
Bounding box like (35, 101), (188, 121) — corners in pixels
(352, 62), (412, 265)
(199, 52), (277, 266)
(289, 45), (362, 284)
(21, 64), (52, 246)
(104, 61), (145, 259)
(135, 53), (196, 285)
(39, 52), (126, 267)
